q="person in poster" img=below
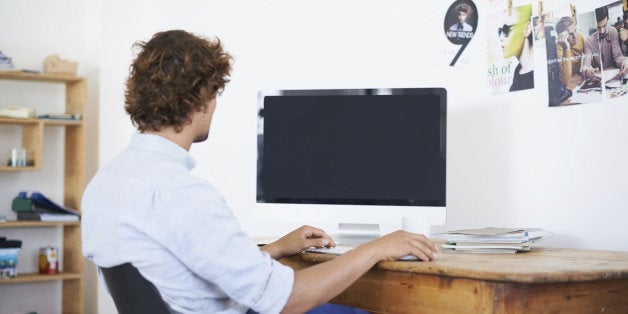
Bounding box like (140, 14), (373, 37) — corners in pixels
(445, 0), (478, 66)
(500, 4), (534, 92)
(620, 13), (628, 56)
(448, 2), (474, 32)
(555, 16), (586, 87)
(486, 4), (533, 94)
(545, 14), (590, 106)
(582, 6), (628, 82)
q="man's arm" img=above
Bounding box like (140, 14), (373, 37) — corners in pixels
(582, 36), (602, 80)
(608, 26), (627, 69)
(260, 225), (336, 260)
(282, 230), (438, 313)
(556, 34), (573, 86)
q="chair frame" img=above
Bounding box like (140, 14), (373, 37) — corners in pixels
(100, 263), (171, 314)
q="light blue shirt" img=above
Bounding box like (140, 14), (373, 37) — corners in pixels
(82, 133), (293, 314)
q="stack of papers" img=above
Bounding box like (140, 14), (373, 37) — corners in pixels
(435, 227), (547, 254)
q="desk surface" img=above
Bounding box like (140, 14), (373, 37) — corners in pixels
(298, 247), (628, 283)
(285, 248), (628, 313)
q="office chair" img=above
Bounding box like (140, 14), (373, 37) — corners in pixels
(100, 263), (171, 314)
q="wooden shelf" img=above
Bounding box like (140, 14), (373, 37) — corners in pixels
(0, 220), (80, 228)
(0, 117), (40, 125)
(0, 166), (39, 171)
(0, 272), (82, 284)
(0, 117), (82, 126)
(0, 71), (82, 83)
(1, 70), (86, 313)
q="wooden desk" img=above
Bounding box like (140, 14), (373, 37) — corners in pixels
(281, 248), (628, 313)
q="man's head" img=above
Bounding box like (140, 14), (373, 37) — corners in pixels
(125, 30), (232, 134)
(499, 4), (533, 58)
(555, 16), (578, 45)
(595, 6), (609, 35)
(454, 3), (473, 24)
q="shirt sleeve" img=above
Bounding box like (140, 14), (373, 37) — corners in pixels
(557, 44), (572, 86)
(582, 37), (594, 72)
(154, 181), (294, 313)
(608, 27), (627, 67)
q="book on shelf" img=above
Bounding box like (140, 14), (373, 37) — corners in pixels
(11, 191), (80, 222)
(37, 113), (82, 120)
(16, 211), (79, 222)
(435, 227), (549, 254)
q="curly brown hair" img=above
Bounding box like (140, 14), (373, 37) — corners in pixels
(125, 30), (232, 132)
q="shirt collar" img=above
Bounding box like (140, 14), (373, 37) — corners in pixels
(130, 133), (197, 171)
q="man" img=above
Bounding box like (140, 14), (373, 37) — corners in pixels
(499, 4), (534, 92)
(448, 2), (474, 32)
(81, 30), (439, 314)
(619, 13), (628, 56)
(582, 6), (628, 82)
(554, 16), (585, 86)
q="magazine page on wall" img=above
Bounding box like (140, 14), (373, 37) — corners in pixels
(487, 3), (535, 94)
(444, 0), (479, 66)
(543, 0), (628, 106)
(588, 1), (628, 102)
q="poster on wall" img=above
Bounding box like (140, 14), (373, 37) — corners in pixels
(444, 0), (478, 66)
(544, 0), (628, 106)
(487, 3), (535, 94)
(579, 1), (628, 102)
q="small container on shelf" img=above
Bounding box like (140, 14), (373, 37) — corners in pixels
(0, 238), (22, 279)
(38, 246), (59, 274)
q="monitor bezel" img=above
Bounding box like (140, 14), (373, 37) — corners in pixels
(256, 87), (447, 208)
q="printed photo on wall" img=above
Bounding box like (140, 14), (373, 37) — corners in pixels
(541, 4), (594, 106)
(487, 4), (534, 94)
(544, 1), (628, 106)
(580, 2), (628, 101)
(444, 0), (478, 66)
(533, 12), (551, 44)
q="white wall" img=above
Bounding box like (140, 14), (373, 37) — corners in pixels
(2, 0), (628, 313)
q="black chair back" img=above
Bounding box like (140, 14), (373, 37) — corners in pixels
(100, 263), (171, 314)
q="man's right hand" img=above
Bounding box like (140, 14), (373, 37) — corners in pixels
(584, 68), (602, 82)
(361, 230), (440, 262)
(557, 31), (571, 50)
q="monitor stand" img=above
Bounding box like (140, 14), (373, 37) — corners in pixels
(336, 223), (380, 245)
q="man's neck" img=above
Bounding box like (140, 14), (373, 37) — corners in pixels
(144, 128), (194, 151)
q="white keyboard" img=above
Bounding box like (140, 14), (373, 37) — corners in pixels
(304, 246), (423, 261)
(305, 245), (355, 255)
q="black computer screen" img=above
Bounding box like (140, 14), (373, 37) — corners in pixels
(257, 88), (446, 206)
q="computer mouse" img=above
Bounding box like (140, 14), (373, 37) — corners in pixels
(398, 255), (421, 261)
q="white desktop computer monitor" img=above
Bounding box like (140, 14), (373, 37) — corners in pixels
(255, 88), (446, 240)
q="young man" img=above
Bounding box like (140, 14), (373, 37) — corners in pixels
(582, 6), (628, 82)
(448, 2), (474, 32)
(81, 30), (439, 314)
(554, 16), (585, 87)
(619, 13), (628, 56)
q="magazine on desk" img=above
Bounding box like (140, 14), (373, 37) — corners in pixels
(434, 227), (550, 254)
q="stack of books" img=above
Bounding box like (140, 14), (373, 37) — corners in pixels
(11, 191), (80, 222)
(436, 227), (546, 254)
